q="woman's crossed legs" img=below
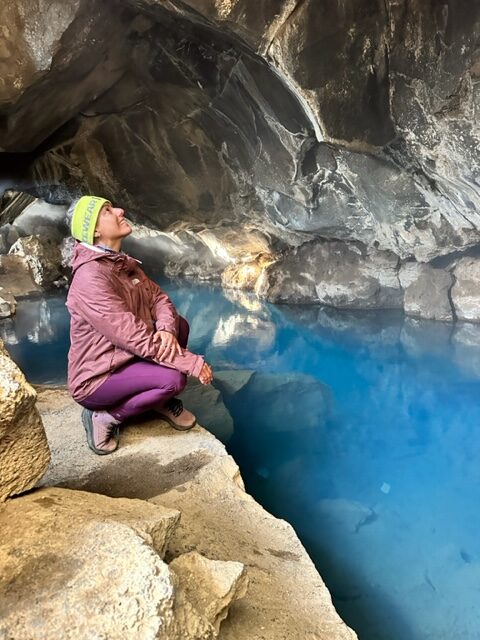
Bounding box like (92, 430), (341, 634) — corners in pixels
(81, 359), (187, 422)
(79, 316), (195, 454)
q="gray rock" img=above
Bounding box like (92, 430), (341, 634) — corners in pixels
(398, 262), (425, 290)
(258, 239), (403, 309)
(233, 371), (332, 434)
(451, 258), (480, 322)
(0, 224), (20, 254)
(404, 264), (454, 321)
(12, 199), (67, 242)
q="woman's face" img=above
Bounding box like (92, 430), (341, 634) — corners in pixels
(94, 203), (132, 244)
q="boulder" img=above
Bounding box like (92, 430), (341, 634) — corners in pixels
(403, 264), (454, 321)
(0, 338), (50, 501)
(451, 258), (480, 322)
(12, 198), (67, 242)
(258, 239), (402, 308)
(0, 485), (246, 639)
(169, 551), (248, 637)
(223, 371), (331, 447)
(9, 235), (63, 287)
(0, 254), (42, 299)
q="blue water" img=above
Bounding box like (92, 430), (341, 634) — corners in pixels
(3, 281), (480, 640)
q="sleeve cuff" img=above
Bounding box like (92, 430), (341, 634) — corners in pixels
(154, 321), (177, 334)
(191, 356), (205, 378)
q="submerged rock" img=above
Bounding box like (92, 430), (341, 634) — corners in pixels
(0, 338), (50, 501)
(179, 377), (234, 443)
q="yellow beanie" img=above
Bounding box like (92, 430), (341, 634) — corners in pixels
(70, 195), (111, 244)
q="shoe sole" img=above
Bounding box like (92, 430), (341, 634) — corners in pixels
(156, 412), (197, 431)
(81, 409), (118, 455)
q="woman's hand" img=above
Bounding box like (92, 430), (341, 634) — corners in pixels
(154, 330), (183, 363)
(199, 362), (213, 385)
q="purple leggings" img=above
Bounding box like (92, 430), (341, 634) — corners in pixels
(80, 317), (189, 422)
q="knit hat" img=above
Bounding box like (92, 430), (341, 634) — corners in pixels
(70, 195), (112, 244)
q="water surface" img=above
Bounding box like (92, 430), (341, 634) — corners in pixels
(3, 282), (480, 640)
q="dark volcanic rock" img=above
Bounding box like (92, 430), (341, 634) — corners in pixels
(0, 0), (479, 304)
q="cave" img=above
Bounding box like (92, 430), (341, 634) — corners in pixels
(1, 2), (480, 640)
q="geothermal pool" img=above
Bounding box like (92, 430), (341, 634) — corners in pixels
(3, 280), (480, 640)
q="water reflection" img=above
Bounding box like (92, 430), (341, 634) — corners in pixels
(2, 282), (480, 640)
(0, 294), (69, 383)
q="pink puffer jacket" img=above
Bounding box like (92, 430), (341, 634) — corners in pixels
(66, 242), (204, 402)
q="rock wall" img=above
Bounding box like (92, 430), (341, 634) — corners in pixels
(0, 0), (479, 314)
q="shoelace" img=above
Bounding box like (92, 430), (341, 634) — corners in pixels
(105, 423), (119, 439)
(165, 398), (183, 417)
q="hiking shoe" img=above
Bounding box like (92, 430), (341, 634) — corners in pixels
(156, 397), (196, 431)
(82, 408), (120, 455)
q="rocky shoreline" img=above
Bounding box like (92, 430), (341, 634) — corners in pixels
(0, 341), (356, 639)
(1, 197), (480, 326)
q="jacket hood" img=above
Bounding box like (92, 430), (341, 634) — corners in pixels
(70, 241), (141, 275)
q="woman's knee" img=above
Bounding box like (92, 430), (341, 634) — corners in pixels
(158, 367), (186, 395)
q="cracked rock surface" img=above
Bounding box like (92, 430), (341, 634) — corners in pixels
(34, 384), (357, 639)
(0, 0), (478, 271)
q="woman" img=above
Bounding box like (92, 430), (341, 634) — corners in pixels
(66, 195), (213, 455)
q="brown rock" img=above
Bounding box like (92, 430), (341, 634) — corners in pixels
(0, 338), (50, 501)
(0, 254), (43, 298)
(9, 235), (63, 287)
